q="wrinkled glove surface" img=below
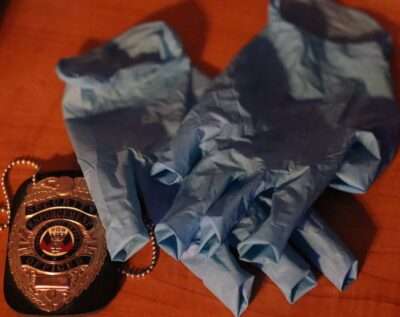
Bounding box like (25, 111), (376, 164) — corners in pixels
(58, 21), (254, 316)
(151, 0), (400, 267)
(56, 1), (400, 316)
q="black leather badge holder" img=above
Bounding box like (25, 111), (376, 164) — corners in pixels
(4, 171), (123, 315)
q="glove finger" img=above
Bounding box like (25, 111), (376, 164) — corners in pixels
(197, 175), (265, 256)
(155, 150), (256, 260)
(231, 198), (316, 303)
(150, 108), (204, 185)
(237, 165), (334, 263)
(264, 246), (317, 303)
(291, 208), (358, 290)
(331, 108), (400, 194)
(182, 242), (254, 317)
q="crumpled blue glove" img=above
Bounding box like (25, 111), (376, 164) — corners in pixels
(57, 21), (253, 316)
(150, 0), (400, 269)
(55, 1), (399, 315)
(56, 18), (360, 314)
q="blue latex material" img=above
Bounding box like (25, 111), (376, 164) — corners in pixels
(58, 21), (254, 316)
(56, 1), (400, 316)
(151, 0), (400, 265)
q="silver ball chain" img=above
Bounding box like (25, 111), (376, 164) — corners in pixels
(0, 158), (160, 278)
(121, 222), (160, 279)
(0, 158), (39, 232)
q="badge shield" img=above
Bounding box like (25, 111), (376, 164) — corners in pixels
(4, 172), (121, 314)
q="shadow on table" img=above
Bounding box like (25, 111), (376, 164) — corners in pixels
(39, 153), (80, 172)
(316, 188), (376, 272)
(0, 0), (10, 29)
(78, 0), (219, 78)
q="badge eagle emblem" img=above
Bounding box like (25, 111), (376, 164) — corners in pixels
(8, 176), (107, 312)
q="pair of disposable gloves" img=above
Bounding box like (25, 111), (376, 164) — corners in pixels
(56, 1), (400, 316)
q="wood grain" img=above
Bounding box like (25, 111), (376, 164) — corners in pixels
(0, 1), (399, 316)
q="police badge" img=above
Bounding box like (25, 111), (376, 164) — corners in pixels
(1, 159), (159, 315)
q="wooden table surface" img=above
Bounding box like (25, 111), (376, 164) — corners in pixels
(0, 1), (399, 316)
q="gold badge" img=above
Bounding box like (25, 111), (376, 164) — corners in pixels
(8, 176), (107, 312)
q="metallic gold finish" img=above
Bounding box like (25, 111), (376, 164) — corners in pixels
(8, 176), (107, 312)
(1, 158), (160, 312)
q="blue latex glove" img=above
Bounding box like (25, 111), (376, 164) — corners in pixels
(56, 20), (354, 315)
(58, 21), (192, 260)
(56, 2), (397, 314)
(151, 0), (400, 267)
(57, 21), (253, 316)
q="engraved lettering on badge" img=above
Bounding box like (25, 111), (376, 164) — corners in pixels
(8, 177), (107, 312)
(34, 274), (70, 290)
